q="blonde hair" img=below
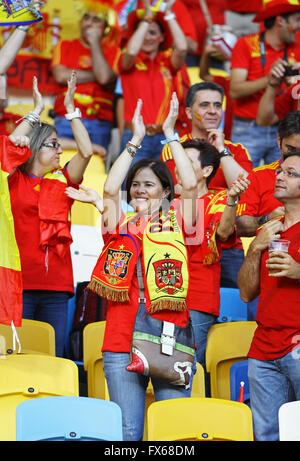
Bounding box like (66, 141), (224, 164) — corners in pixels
(74, 0), (117, 26)
(19, 123), (58, 173)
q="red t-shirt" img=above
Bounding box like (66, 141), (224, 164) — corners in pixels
(0, 112), (20, 136)
(237, 159), (282, 218)
(51, 38), (120, 121)
(101, 209), (190, 353)
(231, 34), (300, 119)
(187, 190), (236, 316)
(274, 82), (300, 120)
(248, 219), (300, 360)
(161, 133), (253, 190)
(225, 0), (262, 13)
(118, 49), (178, 125)
(8, 165), (79, 295)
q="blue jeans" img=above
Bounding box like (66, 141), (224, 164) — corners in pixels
(189, 309), (217, 396)
(231, 118), (281, 169)
(22, 290), (69, 357)
(103, 351), (189, 441)
(220, 248), (245, 288)
(120, 129), (165, 163)
(248, 351), (300, 441)
(54, 116), (112, 149)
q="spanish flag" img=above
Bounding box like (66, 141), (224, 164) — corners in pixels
(0, 136), (32, 327)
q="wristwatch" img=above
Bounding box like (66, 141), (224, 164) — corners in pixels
(226, 195), (239, 207)
(65, 108), (82, 120)
(219, 147), (232, 158)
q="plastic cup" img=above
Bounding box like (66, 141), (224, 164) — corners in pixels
(268, 239), (290, 274)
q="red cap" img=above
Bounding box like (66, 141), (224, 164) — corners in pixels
(253, 0), (300, 22)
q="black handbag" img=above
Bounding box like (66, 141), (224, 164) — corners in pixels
(126, 258), (195, 389)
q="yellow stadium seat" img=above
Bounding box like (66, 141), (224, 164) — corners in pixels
(83, 321), (206, 440)
(206, 321), (257, 399)
(59, 151), (106, 226)
(0, 319), (55, 356)
(0, 354), (79, 441)
(147, 397), (254, 441)
(83, 321), (108, 400)
(143, 362), (205, 440)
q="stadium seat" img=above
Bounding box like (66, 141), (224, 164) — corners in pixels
(0, 319), (55, 356)
(206, 321), (257, 399)
(230, 360), (250, 407)
(0, 354), (79, 441)
(83, 321), (107, 400)
(217, 287), (247, 323)
(147, 397), (254, 441)
(279, 401), (300, 441)
(16, 396), (123, 441)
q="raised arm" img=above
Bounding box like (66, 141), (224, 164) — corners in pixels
(121, 0), (153, 71)
(162, 92), (197, 227)
(163, 0), (187, 70)
(64, 70), (93, 183)
(0, 0), (41, 74)
(103, 99), (145, 231)
(11, 76), (44, 137)
(217, 174), (250, 241)
(85, 26), (117, 87)
(207, 129), (250, 185)
(256, 59), (287, 126)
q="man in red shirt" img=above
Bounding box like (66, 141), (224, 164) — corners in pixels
(230, 0), (300, 168)
(161, 81), (253, 288)
(236, 110), (300, 237)
(181, 138), (249, 395)
(51, 4), (120, 161)
(238, 150), (300, 441)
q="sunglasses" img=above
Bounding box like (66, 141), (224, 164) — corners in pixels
(41, 141), (61, 150)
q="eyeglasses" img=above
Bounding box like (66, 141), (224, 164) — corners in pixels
(275, 168), (300, 178)
(41, 141), (61, 150)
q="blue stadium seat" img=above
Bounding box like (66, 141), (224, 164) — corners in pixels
(16, 396), (123, 441)
(217, 287), (248, 323)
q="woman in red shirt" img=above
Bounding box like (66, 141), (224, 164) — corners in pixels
(7, 72), (93, 356)
(66, 94), (198, 440)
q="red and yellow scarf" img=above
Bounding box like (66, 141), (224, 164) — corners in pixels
(88, 207), (189, 313)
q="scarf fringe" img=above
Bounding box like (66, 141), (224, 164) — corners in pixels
(87, 278), (130, 303)
(148, 299), (188, 314)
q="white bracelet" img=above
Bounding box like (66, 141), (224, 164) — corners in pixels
(164, 12), (176, 21)
(65, 108), (82, 120)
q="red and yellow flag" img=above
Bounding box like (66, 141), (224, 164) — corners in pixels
(0, 136), (32, 326)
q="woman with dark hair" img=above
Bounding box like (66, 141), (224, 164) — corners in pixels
(66, 93), (197, 441)
(7, 72), (93, 356)
(116, 0), (188, 162)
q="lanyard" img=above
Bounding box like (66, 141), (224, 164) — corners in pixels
(259, 32), (288, 72)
